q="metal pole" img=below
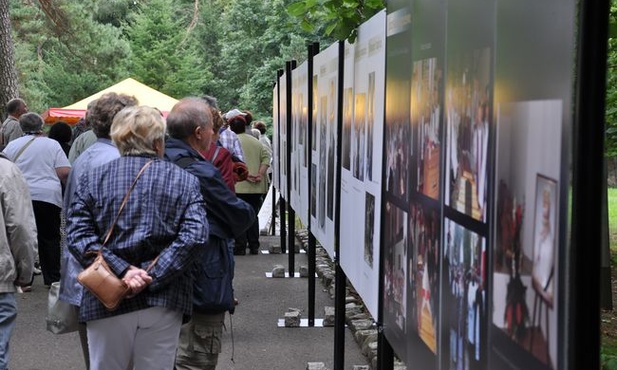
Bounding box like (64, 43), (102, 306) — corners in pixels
(570, 0), (609, 368)
(307, 42), (319, 326)
(286, 60), (296, 276)
(271, 185), (277, 236)
(333, 40), (346, 370)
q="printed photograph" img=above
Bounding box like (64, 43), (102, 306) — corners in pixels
(311, 163), (317, 218)
(343, 87), (353, 170)
(327, 111), (336, 221)
(492, 100), (562, 369)
(413, 58), (442, 200)
(445, 47), (491, 221)
(364, 192), (376, 268)
(408, 202), (440, 354)
(443, 219), (486, 369)
(318, 96), (328, 230)
(385, 80), (411, 202)
(366, 72), (376, 181)
(353, 93), (366, 181)
(383, 201), (408, 332)
(313, 75), (318, 151)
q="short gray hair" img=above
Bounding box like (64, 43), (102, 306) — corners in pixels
(166, 97), (212, 140)
(19, 112), (44, 133)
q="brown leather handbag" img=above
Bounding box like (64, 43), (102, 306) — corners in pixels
(77, 250), (131, 310)
(77, 160), (154, 311)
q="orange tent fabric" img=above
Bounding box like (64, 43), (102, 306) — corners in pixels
(41, 108), (85, 125)
(41, 78), (179, 124)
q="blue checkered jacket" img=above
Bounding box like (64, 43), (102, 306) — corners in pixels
(66, 155), (208, 322)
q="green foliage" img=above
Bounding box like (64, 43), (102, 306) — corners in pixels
(94, 0), (140, 27)
(192, 0), (329, 129)
(608, 187), (617, 251)
(602, 350), (617, 370)
(287, 0), (385, 42)
(6, 0), (340, 135)
(10, 0), (131, 113)
(125, 0), (209, 98)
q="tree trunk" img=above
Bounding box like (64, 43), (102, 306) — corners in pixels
(0, 0), (18, 119)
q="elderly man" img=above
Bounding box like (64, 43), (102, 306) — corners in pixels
(0, 153), (36, 370)
(0, 98), (28, 149)
(164, 97), (255, 370)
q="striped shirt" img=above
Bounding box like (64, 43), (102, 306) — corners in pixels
(219, 128), (245, 162)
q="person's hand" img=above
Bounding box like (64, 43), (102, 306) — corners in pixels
(247, 174), (263, 183)
(123, 267), (153, 298)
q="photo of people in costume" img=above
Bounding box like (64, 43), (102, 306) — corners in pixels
(443, 219), (486, 370)
(408, 202), (441, 354)
(445, 47), (491, 221)
(413, 58), (442, 200)
(492, 100), (562, 368)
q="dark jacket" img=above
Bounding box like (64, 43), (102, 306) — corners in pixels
(165, 138), (255, 240)
(165, 138), (255, 313)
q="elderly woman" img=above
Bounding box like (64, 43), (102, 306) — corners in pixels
(2, 112), (70, 288)
(66, 106), (208, 370)
(59, 92), (138, 369)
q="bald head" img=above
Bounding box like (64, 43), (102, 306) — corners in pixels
(166, 97), (213, 141)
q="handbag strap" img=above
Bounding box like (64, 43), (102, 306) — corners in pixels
(95, 160), (156, 269)
(13, 136), (36, 162)
(101, 159), (155, 246)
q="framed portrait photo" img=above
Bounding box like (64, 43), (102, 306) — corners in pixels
(532, 174), (558, 305)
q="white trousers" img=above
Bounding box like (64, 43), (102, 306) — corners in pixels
(87, 306), (182, 370)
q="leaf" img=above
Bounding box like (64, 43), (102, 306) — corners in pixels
(365, 0), (386, 8)
(287, 2), (307, 16)
(301, 18), (315, 33)
(325, 22), (338, 36)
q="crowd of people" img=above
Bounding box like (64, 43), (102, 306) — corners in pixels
(0, 94), (273, 370)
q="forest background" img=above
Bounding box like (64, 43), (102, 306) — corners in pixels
(0, 0), (353, 128)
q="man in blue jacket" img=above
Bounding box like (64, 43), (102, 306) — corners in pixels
(165, 97), (255, 370)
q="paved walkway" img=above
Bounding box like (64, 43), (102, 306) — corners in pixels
(8, 235), (369, 370)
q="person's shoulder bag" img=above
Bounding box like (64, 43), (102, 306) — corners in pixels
(77, 159), (158, 311)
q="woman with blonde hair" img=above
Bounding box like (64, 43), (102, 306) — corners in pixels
(66, 105), (208, 370)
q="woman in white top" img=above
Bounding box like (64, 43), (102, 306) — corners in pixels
(2, 113), (70, 287)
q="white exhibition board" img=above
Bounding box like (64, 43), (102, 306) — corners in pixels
(310, 42), (339, 258)
(290, 62), (310, 225)
(339, 10), (386, 320)
(278, 72), (289, 199)
(272, 83), (281, 191)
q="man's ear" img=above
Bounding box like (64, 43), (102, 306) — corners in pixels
(194, 125), (202, 139)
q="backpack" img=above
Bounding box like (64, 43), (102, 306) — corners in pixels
(191, 236), (235, 314)
(174, 156), (235, 314)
